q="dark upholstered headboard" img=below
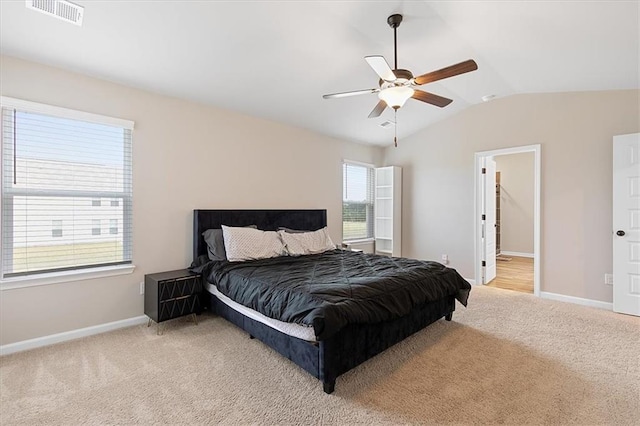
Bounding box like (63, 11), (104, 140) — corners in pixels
(193, 209), (327, 260)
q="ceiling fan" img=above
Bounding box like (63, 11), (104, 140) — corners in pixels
(323, 14), (478, 120)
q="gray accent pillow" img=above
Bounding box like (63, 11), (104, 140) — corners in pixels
(203, 225), (257, 261)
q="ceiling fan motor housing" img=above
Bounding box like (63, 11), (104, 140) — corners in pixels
(379, 69), (414, 88)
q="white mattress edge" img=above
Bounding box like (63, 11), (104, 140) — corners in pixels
(205, 282), (317, 342)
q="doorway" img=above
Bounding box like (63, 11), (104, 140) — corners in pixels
(474, 145), (541, 296)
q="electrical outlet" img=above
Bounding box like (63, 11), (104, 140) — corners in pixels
(441, 254), (449, 264)
(139, 281), (145, 295)
(604, 274), (613, 286)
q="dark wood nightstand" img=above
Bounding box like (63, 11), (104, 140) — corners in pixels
(144, 269), (202, 335)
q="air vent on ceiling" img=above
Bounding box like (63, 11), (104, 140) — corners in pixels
(379, 120), (396, 129)
(25, 0), (84, 26)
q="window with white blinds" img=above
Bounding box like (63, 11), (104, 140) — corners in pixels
(342, 162), (374, 241)
(0, 98), (133, 279)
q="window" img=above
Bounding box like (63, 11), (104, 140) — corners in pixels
(109, 219), (118, 235)
(342, 162), (374, 240)
(92, 219), (101, 236)
(110, 200), (119, 207)
(1, 97), (133, 279)
(52, 220), (62, 238)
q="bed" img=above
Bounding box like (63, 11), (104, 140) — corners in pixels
(192, 209), (471, 394)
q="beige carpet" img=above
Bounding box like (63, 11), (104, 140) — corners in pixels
(1, 286), (639, 425)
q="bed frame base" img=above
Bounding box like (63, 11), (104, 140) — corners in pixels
(193, 210), (457, 394)
(206, 293), (455, 394)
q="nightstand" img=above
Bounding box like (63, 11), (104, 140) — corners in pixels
(144, 269), (202, 335)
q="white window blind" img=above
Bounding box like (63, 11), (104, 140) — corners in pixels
(342, 162), (374, 240)
(1, 98), (133, 279)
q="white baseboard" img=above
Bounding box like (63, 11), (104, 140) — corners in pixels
(0, 315), (148, 356)
(540, 291), (613, 311)
(499, 251), (534, 258)
(464, 278), (477, 285)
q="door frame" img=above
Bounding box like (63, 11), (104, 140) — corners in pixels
(474, 144), (541, 296)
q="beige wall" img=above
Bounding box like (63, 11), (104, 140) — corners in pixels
(495, 152), (535, 254)
(0, 56), (382, 345)
(383, 90), (639, 303)
(1, 55), (637, 346)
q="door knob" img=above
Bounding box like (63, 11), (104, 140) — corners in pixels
(616, 230), (626, 236)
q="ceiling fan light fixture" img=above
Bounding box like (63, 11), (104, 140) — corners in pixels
(378, 86), (414, 109)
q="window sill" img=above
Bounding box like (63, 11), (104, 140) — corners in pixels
(342, 238), (375, 245)
(0, 264), (136, 291)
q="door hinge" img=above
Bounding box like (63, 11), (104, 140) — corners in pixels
(481, 260), (486, 267)
(481, 167), (486, 174)
(481, 214), (486, 220)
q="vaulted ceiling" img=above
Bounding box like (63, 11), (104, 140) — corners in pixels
(1, 1), (638, 146)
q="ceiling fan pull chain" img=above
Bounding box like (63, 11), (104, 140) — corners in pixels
(394, 110), (398, 147)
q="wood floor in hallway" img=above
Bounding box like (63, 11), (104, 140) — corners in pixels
(486, 255), (534, 293)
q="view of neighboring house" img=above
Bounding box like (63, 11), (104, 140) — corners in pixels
(2, 110), (130, 275)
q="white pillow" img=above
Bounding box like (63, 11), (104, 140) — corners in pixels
(278, 227), (336, 256)
(222, 225), (286, 262)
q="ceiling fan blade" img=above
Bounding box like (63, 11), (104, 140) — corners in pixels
(412, 90), (453, 108)
(368, 100), (387, 118)
(322, 88), (379, 99)
(365, 56), (396, 82)
(413, 60), (478, 86)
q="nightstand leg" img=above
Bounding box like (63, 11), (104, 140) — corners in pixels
(157, 323), (163, 336)
(147, 318), (152, 327)
(192, 313), (198, 325)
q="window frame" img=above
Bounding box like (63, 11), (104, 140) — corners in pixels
(0, 97), (135, 288)
(342, 160), (375, 242)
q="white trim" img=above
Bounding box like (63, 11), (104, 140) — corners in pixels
(0, 315), (147, 356)
(465, 278), (477, 285)
(342, 159), (375, 168)
(500, 251), (534, 258)
(475, 144), (541, 296)
(0, 264), (135, 290)
(476, 145), (540, 157)
(342, 238), (375, 245)
(540, 291), (613, 311)
(0, 96), (134, 129)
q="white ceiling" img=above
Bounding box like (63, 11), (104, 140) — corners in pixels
(1, 1), (638, 146)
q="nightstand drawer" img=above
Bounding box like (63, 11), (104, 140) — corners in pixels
(159, 276), (201, 301)
(158, 293), (201, 322)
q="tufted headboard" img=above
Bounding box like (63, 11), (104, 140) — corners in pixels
(193, 209), (328, 260)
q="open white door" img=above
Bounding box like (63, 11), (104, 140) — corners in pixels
(613, 133), (640, 316)
(483, 157), (497, 284)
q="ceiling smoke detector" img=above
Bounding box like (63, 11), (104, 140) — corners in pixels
(25, 0), (84, 26)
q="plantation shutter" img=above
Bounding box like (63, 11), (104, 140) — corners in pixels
(1, 98), (133, 278)
(342, 162), (375, 240)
